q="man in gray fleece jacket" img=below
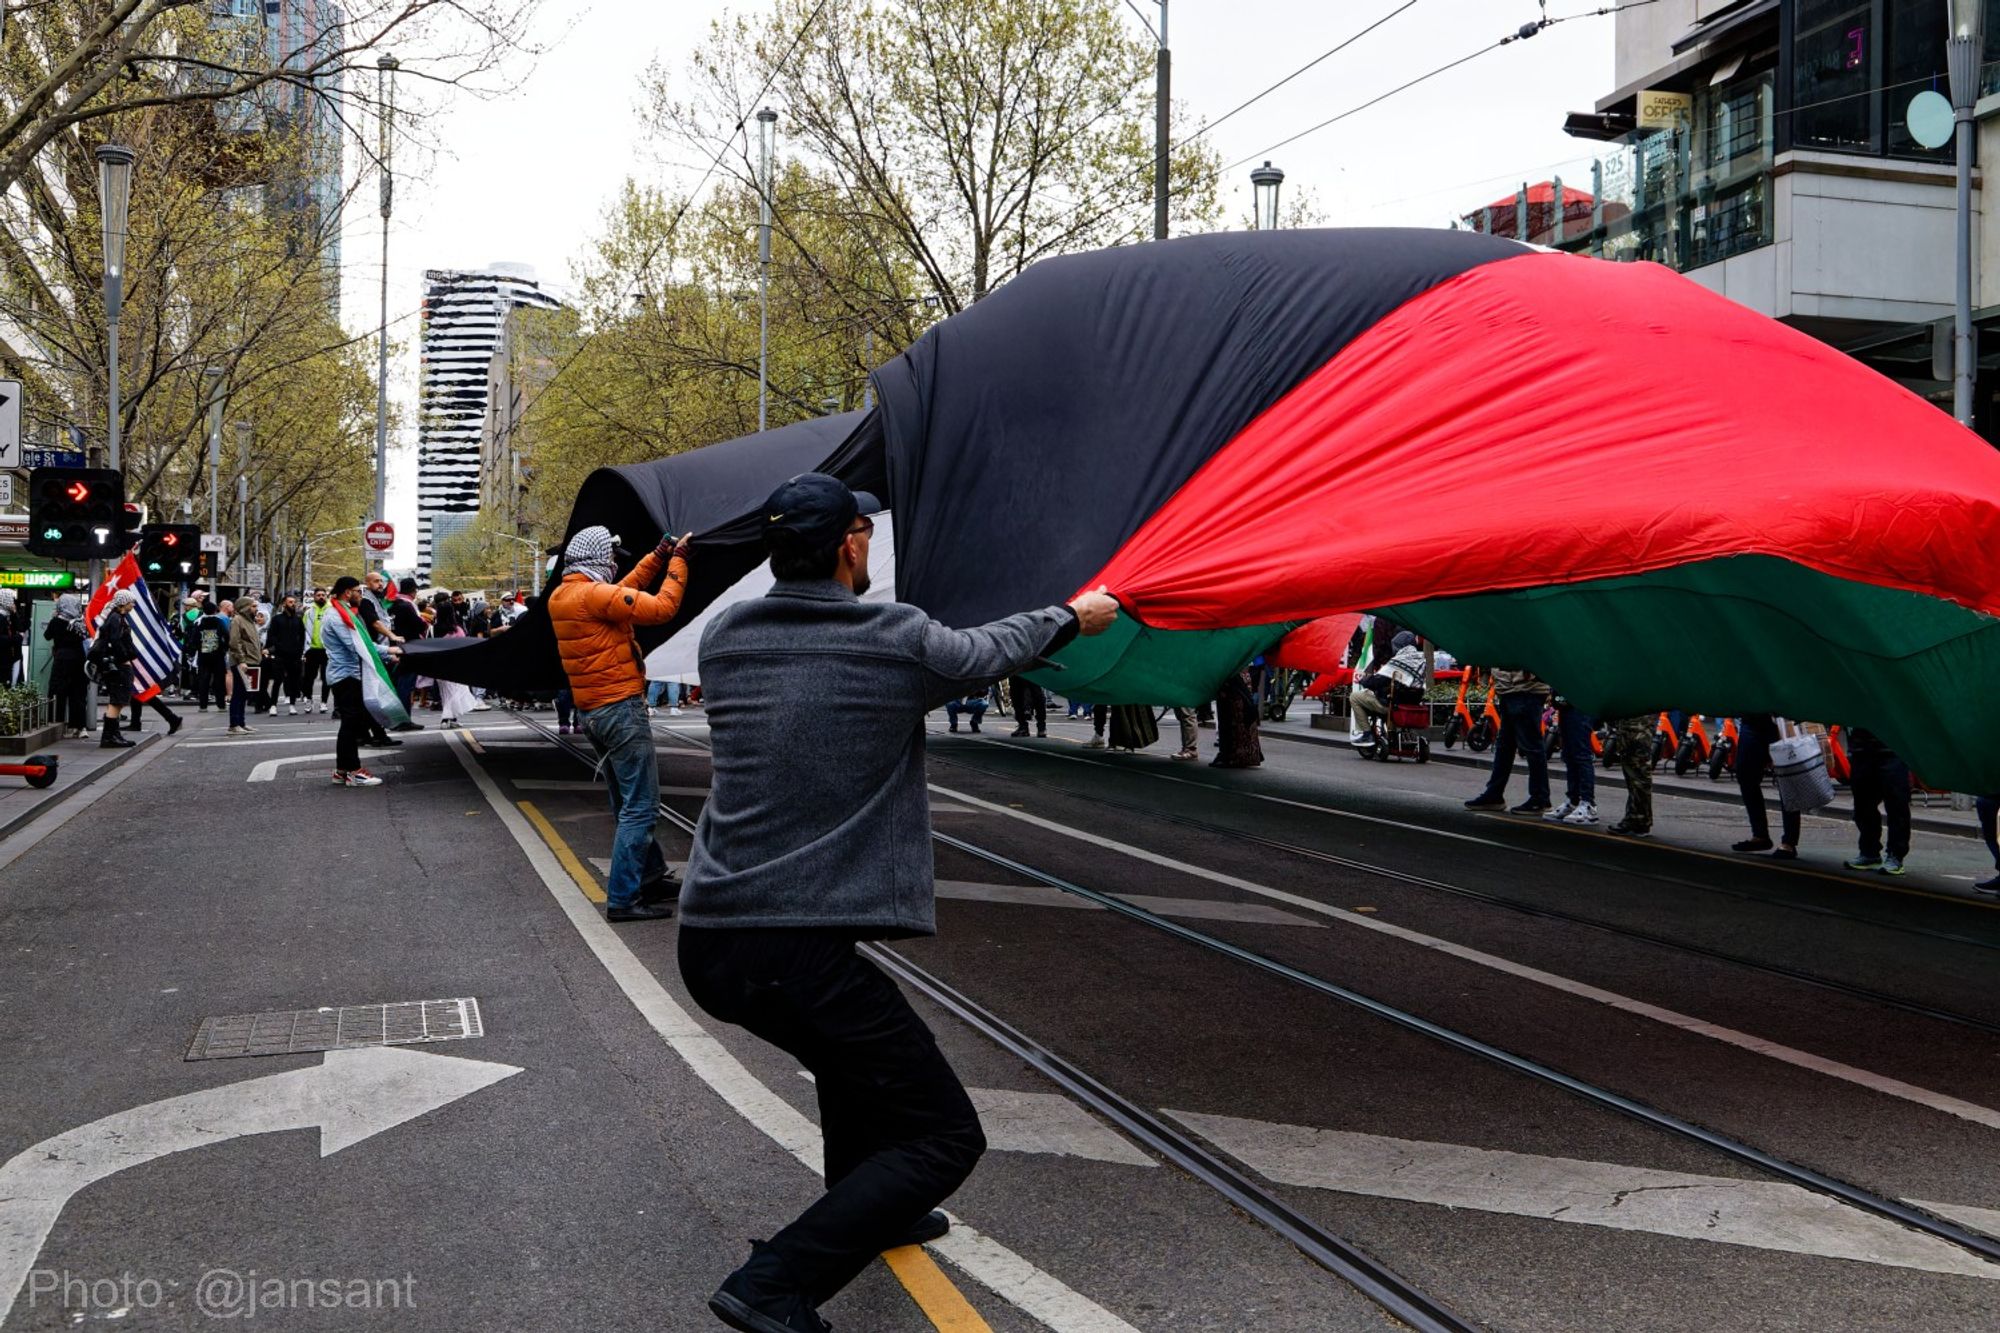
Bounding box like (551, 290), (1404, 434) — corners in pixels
(679, 473), (1118, 1333)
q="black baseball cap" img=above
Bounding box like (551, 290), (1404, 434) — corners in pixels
(763, 473), (882, 552)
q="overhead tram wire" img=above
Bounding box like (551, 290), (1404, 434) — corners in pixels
(1040, 0), (1637, 245)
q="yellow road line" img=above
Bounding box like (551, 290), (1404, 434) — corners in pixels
(460, 727), (484, 753)
(881, 1245), (993, 1332)
(518, 800), (606, 903)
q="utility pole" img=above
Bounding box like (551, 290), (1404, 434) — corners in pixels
(757, 106), (777, 433)
(1154, 0), (1169, 241)
(204, 368), (224, 598)
(373, 53), (399, 561)
(1948, 1), (1983, 428)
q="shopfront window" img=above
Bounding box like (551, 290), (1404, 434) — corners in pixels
(1794, 0), (1877, 150)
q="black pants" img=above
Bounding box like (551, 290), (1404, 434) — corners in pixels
(125, 694), (181, 729)
(333, 678), (366, 772)
(49, 665), (89, 729)
(1008, 677), (1045, 733)
(301, 648), (329, 702)
(1849, 749), (1912, 860)
(678, 928), (985, 1307)
(1735, 715), (1801, 846)
(265, 653), (302, 705)
(194, 655), (227, 708)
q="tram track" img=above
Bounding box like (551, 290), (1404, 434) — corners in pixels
(506, 708), (1479, 1332)
(955, 730), (2000, 954)
(517, 709), (2000, 1280)
(915, 738), (2000, 1039)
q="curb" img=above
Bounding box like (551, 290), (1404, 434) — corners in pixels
(0, 732), (161, 844)
(1259, 723), (1982, 841)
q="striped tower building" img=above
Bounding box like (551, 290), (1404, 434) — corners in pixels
(415, 264), (561, 576)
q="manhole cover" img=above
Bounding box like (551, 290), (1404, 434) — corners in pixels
(186, 997), (484, 1061)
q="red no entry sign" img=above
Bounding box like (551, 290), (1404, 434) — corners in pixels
(364, 521), (395, 553)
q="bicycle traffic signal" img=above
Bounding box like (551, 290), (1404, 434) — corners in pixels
(25, 468), (127, 560)
(137, 523), (202, 583)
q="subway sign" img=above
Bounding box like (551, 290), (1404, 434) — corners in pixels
(0, 569), (77, 589)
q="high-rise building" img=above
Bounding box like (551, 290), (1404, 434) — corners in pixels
(416, 265), (562, 576)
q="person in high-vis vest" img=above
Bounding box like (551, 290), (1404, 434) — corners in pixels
(300, 587), (333, 713)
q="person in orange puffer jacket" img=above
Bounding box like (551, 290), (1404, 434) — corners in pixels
(548, 524), (693, 922)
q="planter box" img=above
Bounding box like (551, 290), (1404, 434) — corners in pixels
(0, 723), (61, 756)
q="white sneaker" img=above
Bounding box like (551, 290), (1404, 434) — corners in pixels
(669, 707), (683, 716)
(1564, 801), (1600, 826)
(227, 726), (247, 735)
(288, 704), (298, 715)
(1543, 800), (1576, 823)
(647, 706), (658, 716)
(319, 701), (329, 713)
(341, 769), (384, 787)
(470, 701), (491, 711)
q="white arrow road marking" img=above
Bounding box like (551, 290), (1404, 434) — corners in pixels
(448, 733), (1139, 1333)
(0, 1048), (520, 1324)
(1168, 1109), (2000, 1279)
(935, 880), (1322, 928)
(930, 782), (2000, 1134)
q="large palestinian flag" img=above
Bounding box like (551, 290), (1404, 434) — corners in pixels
(421, 228), (2000, 790)
(869, 229), (2000, 790)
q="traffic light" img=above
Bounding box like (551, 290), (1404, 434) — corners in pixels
(137, 523), (202, 583)
(25, 467), (126, 560)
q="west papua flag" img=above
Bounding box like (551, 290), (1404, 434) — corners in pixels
(85, 555), (181, 703)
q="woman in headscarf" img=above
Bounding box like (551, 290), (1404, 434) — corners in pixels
(44, 592), (90, 738)
(91, 589), (141, 747)
(0, 589), (21, 687)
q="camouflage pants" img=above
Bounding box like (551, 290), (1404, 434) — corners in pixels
(1615, 715), (1654, 830)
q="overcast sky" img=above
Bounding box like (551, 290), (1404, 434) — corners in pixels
(338, 0), (1616, 565)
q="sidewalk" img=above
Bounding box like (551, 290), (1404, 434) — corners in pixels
(0, 702), (235, 840)
(1259, 709), (1986, 841)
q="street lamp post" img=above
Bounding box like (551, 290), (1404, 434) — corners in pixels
(373, 53), (399, 556)
(235, 420), (251, 588)
(93, 142), (134, 600)
(1250, 161), (1285, 231)
(757, 106), (777, 433)
(95, 143), (134, 472)
(1154, 0), (1169, 241)
(202, 366), (224, 594)
(1948, 0), (1984, 428)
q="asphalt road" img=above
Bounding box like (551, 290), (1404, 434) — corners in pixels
(1, 702), (1996, 1332)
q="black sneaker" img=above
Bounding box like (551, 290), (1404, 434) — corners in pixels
(637, 875), (681, 909)
(392, 721), (423, 733)
(710, 1242), (829, 1333)
(1607, 820), (1651, 838)
(1975, 874), (2000, 897)
(1731, 837), (1773, 853)
(1464, 794), (1506, 810)
(606, 899), (674, 923)
(1510, 801), (1551, 815)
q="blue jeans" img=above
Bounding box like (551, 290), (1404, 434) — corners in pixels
(1480, 692), (1551, 805)
(647, 680), (682, 708)
(228, 667), (248, 727)
(580, 695), (666, 908)
(1555, 702), (1595, 804)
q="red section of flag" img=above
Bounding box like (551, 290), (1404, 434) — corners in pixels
(1086, 252), (2000, 630)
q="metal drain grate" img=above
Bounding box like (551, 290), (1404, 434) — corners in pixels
(186, 998), (484, 1061)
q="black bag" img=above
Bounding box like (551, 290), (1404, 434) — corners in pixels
(1108, 703), (1159, 751)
